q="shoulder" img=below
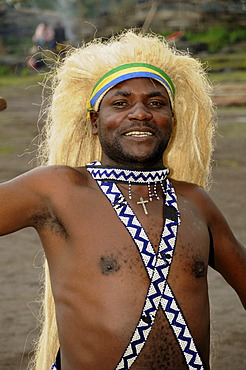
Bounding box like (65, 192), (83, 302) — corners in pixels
(21, 164), (87, 180)
(5, 165), (89, 195)
(169, 178), (220, 225)
(0, 165), (88, 233)
(170, 178), (208, 202)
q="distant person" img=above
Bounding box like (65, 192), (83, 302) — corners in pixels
(54, 21), (66, 45)
(53, 21), (67, 53)
(32, 22), (55, 50)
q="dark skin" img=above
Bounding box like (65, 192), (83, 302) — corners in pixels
(0, 78), (246, 369)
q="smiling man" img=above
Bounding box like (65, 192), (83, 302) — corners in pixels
(90, 68), (173, 167)
(0, 30), (246, 370)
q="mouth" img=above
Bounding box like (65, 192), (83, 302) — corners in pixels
(124, 130), (154, 138)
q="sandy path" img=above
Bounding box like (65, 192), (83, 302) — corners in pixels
(0, 81), (245, 369)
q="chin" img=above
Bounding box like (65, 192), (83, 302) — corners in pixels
(110, 153), (163, 168)
(101, 140), (166, 167)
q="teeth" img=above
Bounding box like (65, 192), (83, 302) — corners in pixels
(125, 131), (153, 137)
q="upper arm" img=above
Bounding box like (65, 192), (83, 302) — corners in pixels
(0, 167), (51, 236)
(196, 187), (246, 308)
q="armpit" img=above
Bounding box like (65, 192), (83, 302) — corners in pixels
(31, 209), (68, 239)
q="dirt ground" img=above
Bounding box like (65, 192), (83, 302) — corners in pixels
(0, 80), (245, 370)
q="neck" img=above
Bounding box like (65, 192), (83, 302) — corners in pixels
(100, 157), (165, 171)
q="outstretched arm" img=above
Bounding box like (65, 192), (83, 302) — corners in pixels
(0, 167), (50, 236)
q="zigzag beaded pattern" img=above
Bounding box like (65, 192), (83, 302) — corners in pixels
(161, 285), (204, 368)
(96, 180), (173, 369)
(87, 163), (169, 184)
(87, 165), (204, 369)
(97, 183), (203, 369)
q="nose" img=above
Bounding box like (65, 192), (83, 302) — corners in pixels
(127, 102), (152, 121)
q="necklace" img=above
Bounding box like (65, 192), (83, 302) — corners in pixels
(86, 161), (169, 215)
(118, 182), (165, 215)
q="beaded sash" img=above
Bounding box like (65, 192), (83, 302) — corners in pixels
(87, 162), (204, 369)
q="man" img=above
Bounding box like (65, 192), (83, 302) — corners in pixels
(1, 30), (246, 370)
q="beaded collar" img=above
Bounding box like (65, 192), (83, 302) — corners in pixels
(86, 161), (169, 214)
(86, 161), (169, 184)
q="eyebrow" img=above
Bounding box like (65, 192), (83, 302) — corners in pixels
(111, 90), (167, 98)
(111, 90), (131, 97)
(148, 91), (167, 98)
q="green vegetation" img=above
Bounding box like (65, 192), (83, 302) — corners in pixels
(0, 146), (14, 155)
(185, 26), (246, 53)
(0, 72), (42, 86)
(2, 37), (33, 56)
(209, 71), (246, 83)
(200, 53), (246, 82)
(0, 66), (34, 77)
(202, 53), (246, 71)
(0, 0), (130, 17)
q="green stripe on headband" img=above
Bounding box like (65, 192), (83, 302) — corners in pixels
(87, 63), (175, 114)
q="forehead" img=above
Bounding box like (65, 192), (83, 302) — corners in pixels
(104, 77), (169, 97)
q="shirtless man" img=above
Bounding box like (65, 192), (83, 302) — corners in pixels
(1, 31), (246, 370)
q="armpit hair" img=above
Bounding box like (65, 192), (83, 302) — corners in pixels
(31, 208), (68, 239)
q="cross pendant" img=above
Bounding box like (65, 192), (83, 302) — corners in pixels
(137, 197), (149, 215)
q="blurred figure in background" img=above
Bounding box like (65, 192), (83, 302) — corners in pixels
(54, 21), (66, 47)
(32, 22), (55, 50)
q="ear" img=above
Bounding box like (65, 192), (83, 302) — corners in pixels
(90, 111), (99, 135)
(172, 110), (176, 125)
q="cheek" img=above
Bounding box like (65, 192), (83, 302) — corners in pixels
(98, 113), (123, 134)
(158, 115), (173, 132)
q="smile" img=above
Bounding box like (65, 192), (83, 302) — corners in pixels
(124, 131), (153, 138)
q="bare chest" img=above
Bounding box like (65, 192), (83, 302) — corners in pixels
(42, 187), (210, 285)
(40, 187), (211, 368)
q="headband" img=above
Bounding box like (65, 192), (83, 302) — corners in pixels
(86, 63), (175, 115)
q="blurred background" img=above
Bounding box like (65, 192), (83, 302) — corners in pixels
(0, 1), (246, 370)
(0, 0), (246, 73)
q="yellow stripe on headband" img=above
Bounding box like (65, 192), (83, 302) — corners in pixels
(87, 63), (175, 115)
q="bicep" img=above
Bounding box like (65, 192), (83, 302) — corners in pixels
(0, 171), (48, 236)
(207, 198), (246, 308)
(182, 184), (246, 309)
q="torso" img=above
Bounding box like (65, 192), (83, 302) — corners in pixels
(33, 166), (211, 369)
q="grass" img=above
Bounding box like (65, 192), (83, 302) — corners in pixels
(185, 26), (246, 53)
(200, 53), (246, 82)
(0, 73), (43, 87)
(209, 70), (246, 83)
(202, 53), (246, 69)
(0, 146), (15, 155)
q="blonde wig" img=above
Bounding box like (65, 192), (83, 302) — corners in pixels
(32, 29), (215, 369)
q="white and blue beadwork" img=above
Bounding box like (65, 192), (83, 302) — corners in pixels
(86, 161), (169, 184)
(87, 162), (204, 369)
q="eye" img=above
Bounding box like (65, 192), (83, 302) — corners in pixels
(149, 100), (166, 108)
(112, 100), (129, 108)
